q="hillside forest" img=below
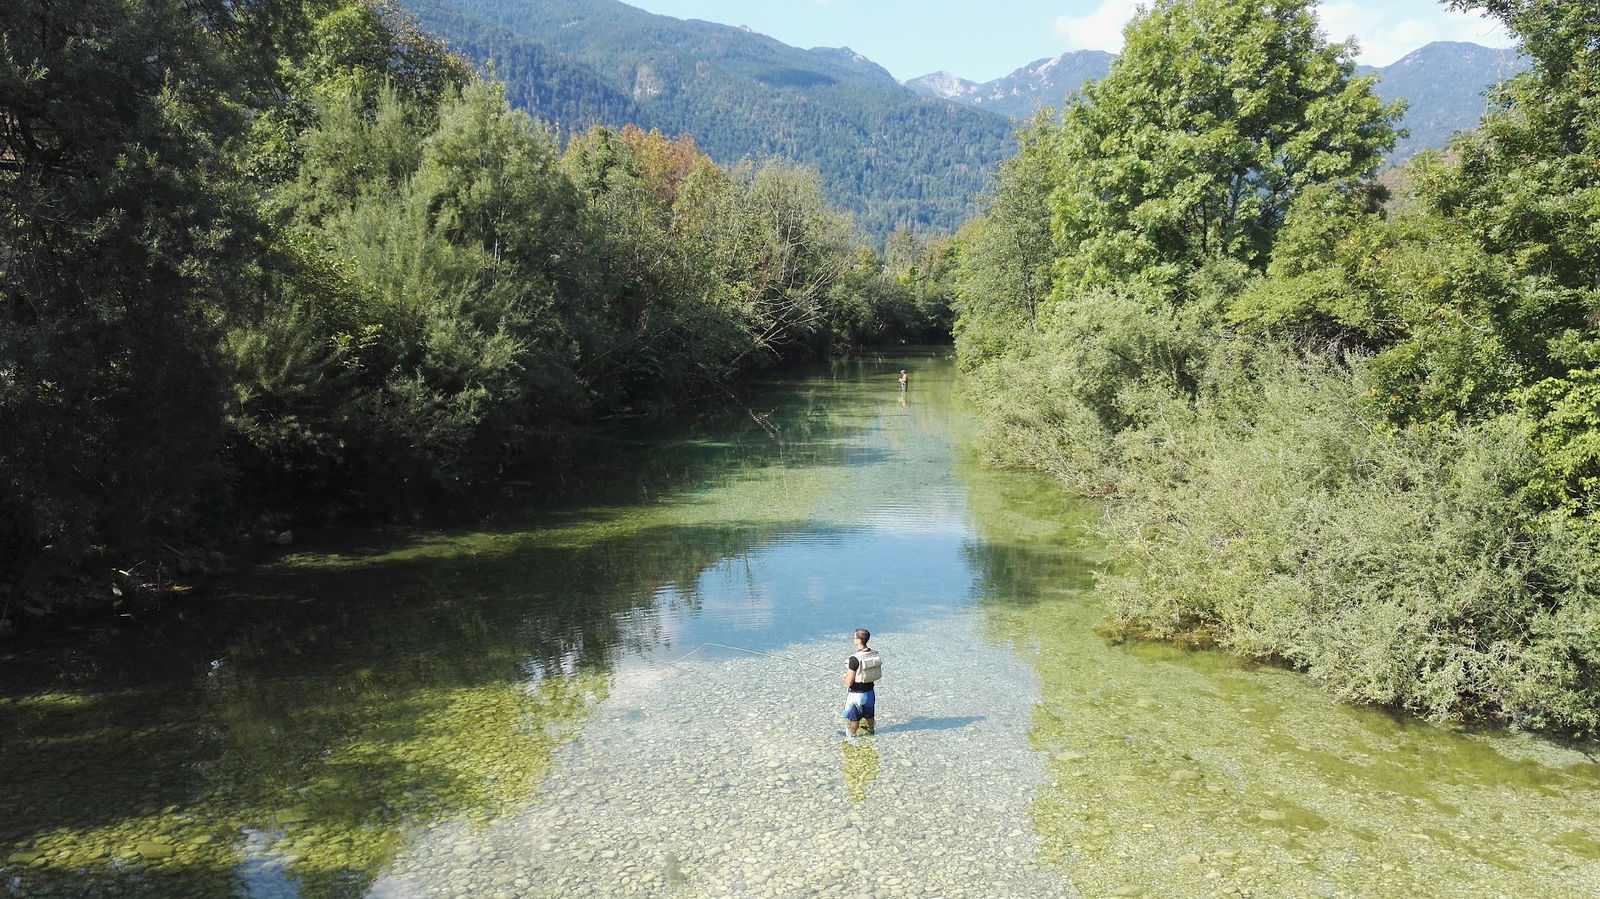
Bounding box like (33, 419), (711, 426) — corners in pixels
(399, 0), (1018, 239)
(952, 0), (1600, 736)
(0, 0), (954, 611)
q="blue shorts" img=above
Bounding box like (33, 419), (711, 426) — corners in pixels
(843, 689), (875, 721)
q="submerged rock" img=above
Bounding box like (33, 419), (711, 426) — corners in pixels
(135, 840), (174, 860)
(273, 807), (308, 824)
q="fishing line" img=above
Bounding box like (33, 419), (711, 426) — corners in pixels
(667, 641), (832, 672)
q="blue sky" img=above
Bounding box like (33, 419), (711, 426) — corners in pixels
(623, 0), (1514, 83)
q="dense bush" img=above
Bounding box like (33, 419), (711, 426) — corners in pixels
(1100, 355), (1600, 734)
(1, 0), (258, 581)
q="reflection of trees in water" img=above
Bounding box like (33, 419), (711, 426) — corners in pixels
(959, 465), (1102, 613)
(840, 739), (880, 803)
(214, 515), (815, 896)
(0, 514), (798, 898)
(542, 365), (886, 503)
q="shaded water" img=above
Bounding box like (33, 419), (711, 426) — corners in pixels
(2, 353), (1596, 898)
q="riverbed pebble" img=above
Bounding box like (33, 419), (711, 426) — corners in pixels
(364, 628), (1076, 897)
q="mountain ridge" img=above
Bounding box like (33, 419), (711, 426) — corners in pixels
(906, 51), (1115, 117)
(910, 40), (1525, 161)
(1358, 40), (1525, 160)
(406, 0), (1015, 237)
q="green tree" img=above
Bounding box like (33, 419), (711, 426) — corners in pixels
(244, 1), (468, 189)
(558, 124), (733, 405)
(826, 247), (910, 347)
(952, 113), (1061, 367)
(949, 0), (1600, 736)
(1, 0), (255, 581)
(1422, 1), (1599, 333)
(1415, 1), (1600, 509)
(1051, 0), (1403, 294)
(729, 161), (856, 360)
(235, 80), (593, 498)
(671, 159), (856, 365)
(297, 0), (469, 106)
(1, 0), (928, 605)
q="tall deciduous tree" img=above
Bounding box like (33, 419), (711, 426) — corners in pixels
(1051, 0), (1403, 295)
(1429, 0), (1600, 519)
(1427, 0), (1600, 298)
(0, 0), (255, 578)
(729, 161), (855, 361)
(952, 113), (1061, 367)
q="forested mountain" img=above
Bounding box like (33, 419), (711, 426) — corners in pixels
(403, 0), (1522, 238)
(403, 0), (1015, 237)
(1360, 41), (1526, 160)
(405, 0), (642, 127)
(914, 41), (1523, 161)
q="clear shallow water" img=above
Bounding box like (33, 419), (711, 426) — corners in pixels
(2, 352), (1597, 898)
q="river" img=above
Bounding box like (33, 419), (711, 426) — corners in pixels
(2, 352), (1597, 898)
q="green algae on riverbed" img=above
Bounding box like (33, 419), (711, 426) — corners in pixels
(0, 656), (603, 897)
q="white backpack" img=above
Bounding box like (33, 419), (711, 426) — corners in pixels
(853, 649), (882, 684)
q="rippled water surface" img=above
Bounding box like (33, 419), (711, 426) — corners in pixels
(2, 353), (1597, 898)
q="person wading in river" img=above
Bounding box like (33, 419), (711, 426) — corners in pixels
(842, 628), (882, 737)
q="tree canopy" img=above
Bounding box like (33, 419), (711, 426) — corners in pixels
(1050, 0), (1403, 294)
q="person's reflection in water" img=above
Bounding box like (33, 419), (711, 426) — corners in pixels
(840, 739), (880, 803)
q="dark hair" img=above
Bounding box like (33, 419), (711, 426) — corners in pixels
(854, 628), (870, 644)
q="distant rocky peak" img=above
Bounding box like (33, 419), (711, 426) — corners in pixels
(1028, 55), (1063, 74)
(1391, 40), (1500, 65)
(904, 70), (980, 101)
(917, 50), (1113, 117)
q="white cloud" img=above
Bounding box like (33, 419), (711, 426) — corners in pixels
(1052, 0), (1144, 53)
(1050, 0), (1514, 65)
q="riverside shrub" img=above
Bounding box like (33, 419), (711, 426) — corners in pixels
(1098, 355), (1600, 735)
